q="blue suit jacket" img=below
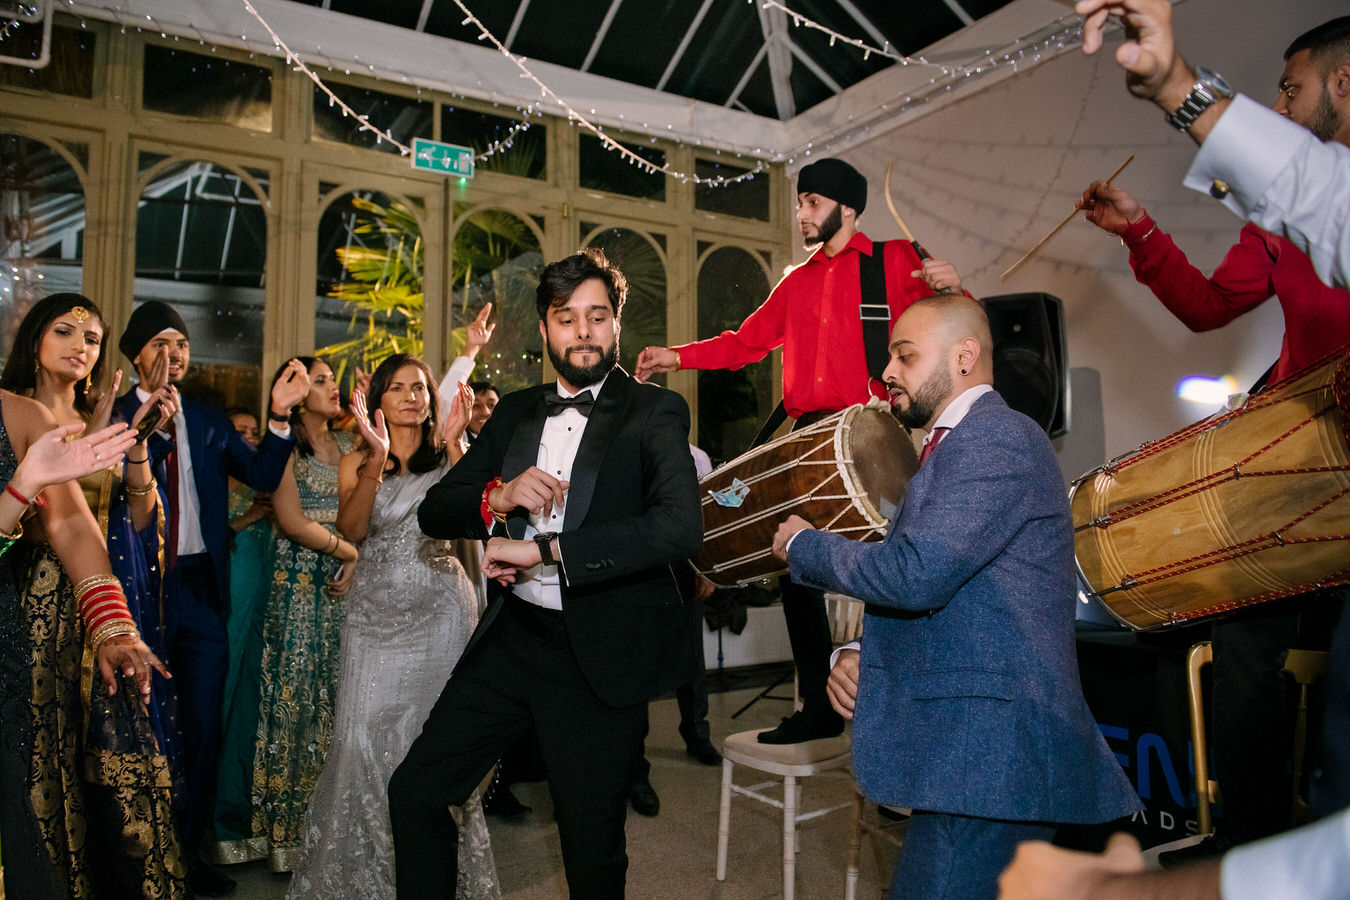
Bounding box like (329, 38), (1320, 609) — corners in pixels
(117, 391), (294, 604)
(790, 392), (1140, 824)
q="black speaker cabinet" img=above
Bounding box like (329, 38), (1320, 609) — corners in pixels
(980, 293), (1070, 438)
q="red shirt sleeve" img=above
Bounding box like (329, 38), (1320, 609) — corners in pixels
(1125, 215), (1277, 332)
(674, 268), (790, 371)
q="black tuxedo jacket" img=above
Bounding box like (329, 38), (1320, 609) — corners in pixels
(418, 369), (703, 708)
(116, 390), (294, 603)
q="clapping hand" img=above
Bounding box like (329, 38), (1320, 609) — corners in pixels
(441, 382), (474, 447)
(270, 358), (311, 422)
(89, 368), (124, 432)
(16, 422), (137, 492)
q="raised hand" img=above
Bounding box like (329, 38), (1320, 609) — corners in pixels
(1076, 0), (1183, 102)
(89, 368), (123, 432)
(464, 302), (497, 359)
(14, 422), (136, 494)
(1076, 181), (1145, 235)
(131, 385), (178, 438)
(142, 346), (170, 394)
(350, 389), (390, 464)
(636, 346), (679, 382)
(441, 382), (474, 446)
(270, 358), (311, 420)
(97, 632), (171, 701)
(491, 466), (568, 519)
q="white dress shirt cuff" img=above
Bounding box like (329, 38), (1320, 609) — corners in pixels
(1184, 94), (1306, 219)
(829, 641), (861, 669)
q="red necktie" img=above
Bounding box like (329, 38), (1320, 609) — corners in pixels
(918, 426), (949, 467)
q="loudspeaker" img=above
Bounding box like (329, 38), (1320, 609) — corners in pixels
(980, 293), (1070, 438)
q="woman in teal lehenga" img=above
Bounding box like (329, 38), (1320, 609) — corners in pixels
(210, 406), (277, 858)
(212, 357), (358, 871)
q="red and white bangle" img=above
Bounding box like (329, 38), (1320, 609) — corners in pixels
(73, 574), (139, 651)
(480, 477), (507, 530)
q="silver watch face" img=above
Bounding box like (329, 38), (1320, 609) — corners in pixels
(1195, 66), (1235, 99)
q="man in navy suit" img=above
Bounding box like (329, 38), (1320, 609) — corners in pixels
(773, 295), (1141, 899)
(116, 300), (303, 896)
(389, 249), (702, 899)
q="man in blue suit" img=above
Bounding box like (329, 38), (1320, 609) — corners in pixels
(773, 295), (1140, 899)
(116, 300), (303, 896)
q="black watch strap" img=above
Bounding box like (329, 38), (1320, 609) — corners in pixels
(268, 410), (290, 423)
(535, 531), (558, 567)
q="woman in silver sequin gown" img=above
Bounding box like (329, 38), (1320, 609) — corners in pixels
(288, 354), (497, 900)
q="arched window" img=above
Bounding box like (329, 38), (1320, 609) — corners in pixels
(697, 246), (773, 463)
(134, 159), (266, 412)
(0, 133), (86, 342)
(451, 207), (543, 394)
(584, 226), (666, 384)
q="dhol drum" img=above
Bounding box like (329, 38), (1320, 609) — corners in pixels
(694, 402), (918, 586)
(1071, 348), (1350, 630)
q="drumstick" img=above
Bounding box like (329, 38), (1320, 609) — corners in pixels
(1000, 154), (1135, 280)
(884, 162), (931, 261)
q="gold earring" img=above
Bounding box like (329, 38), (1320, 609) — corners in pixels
(85, 372), (93, 392)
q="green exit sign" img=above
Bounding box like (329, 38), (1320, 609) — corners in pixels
(411, 138), (475, 178)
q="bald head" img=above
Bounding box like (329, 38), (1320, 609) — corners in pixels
(884, 294), (994, 430)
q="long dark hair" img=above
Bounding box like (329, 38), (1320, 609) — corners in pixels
(269, 355), (334, 458)
(365, 353), (445, 476)
(0, 292), (109, 419)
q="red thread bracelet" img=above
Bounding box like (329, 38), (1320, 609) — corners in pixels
(5, 483), (42, 507)
(480, 477), (506, 530)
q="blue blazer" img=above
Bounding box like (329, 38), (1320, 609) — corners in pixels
(790, 392), (1140, 824)
(117, 391), (294, 604)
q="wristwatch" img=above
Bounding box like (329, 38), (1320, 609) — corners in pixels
(534, 531), (559, 567)
(1166, 66), (1235, 131)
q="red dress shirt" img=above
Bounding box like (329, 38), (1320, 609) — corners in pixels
(1123, 214), (1350, 384)
(674, 232), (931, 418)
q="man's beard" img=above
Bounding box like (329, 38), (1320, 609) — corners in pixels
(805, 203), (843, 249)
(548, 337), (619, 389)
(894, 365), (952, 430)
(1307, 86), (1342, 142)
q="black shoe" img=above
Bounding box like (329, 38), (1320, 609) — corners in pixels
(483, 784), (532, 821)
(630, 778), (660, 817)
(685, 737), (722, 766)
(757, 709), (845, 744)
(1158, 834), (1236, 869)
(188, 860), (237, 897)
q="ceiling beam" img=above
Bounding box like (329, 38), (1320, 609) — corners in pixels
(755, 0), (795, 120)
(580, 0), (624, 72)
(724, 41), (769, 109)
(503, 0), (532, 49)
(656, 0), (714, 92)
(833, 0), (890, 50)
(941, 0), (975, 27)
(786, 40), (843, 94)
(414, 0), (433, 32)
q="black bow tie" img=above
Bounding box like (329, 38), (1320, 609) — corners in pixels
(545, 392), (595, 417)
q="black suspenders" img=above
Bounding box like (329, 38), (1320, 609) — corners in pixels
(858, 240), (891, 382)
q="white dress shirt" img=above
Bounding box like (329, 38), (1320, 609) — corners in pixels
(1186, 94), (1350, 290)
(136, 384), (289, 557)
(1220, 804), (1350, 899)
(511, 375), (609, 611)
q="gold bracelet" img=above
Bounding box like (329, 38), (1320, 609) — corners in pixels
(73, 574), (123, 596)
(90, 620), (140, 655)
(124, 479), (158, 497)
(323, 532), (339, 555)
(0, 519), (23, 541)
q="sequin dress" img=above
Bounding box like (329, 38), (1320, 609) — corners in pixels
(287, 461), (498, 899)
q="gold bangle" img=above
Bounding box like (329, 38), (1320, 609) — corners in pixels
(90, 620), (140, 655)
(124, 479), (158, 497)
(73, 574), (123, 596)
(0, 519), (23, 541)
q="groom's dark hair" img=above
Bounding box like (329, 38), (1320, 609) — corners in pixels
(535, 248), (627, 320)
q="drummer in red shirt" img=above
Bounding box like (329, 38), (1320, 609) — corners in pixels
(637, 157), (965, 744)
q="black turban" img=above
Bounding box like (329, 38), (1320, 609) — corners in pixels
(120, 300), (188, 361)
(796, 158), (868, 215)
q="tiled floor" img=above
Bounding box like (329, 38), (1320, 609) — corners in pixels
(230, 682), (900, 898)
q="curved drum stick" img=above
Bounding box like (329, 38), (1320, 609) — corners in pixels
(884, 162), (931, 261)
(1000, 154), (1135, 280)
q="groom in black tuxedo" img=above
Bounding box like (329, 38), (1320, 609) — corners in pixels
(390, 248), (703, 898)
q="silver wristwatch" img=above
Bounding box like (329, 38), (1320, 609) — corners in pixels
(1166, 66), (1235, 131)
